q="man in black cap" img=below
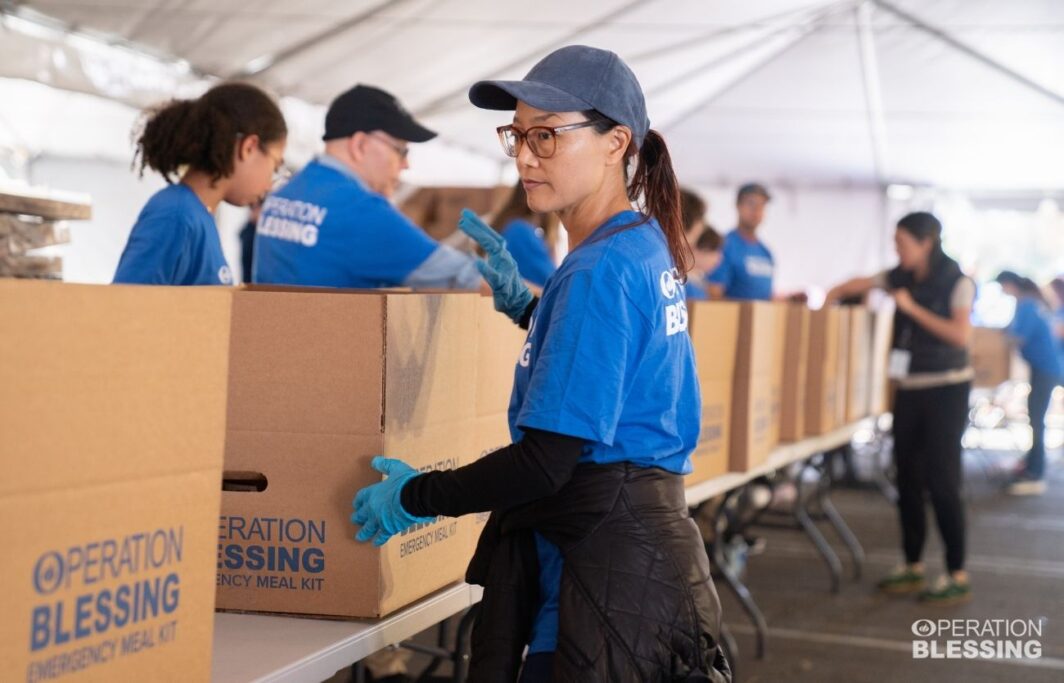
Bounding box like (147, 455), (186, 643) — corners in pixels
(252, 84), (483, 290)
(706, 182), (775, 300)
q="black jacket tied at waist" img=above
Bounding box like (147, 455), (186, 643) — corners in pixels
(465, 462), (732, 682)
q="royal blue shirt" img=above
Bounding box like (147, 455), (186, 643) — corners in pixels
(1008, 298), (1064, 379)
(685, 279), (709, 301)
(705, 229), (774, 300)
(253, 156), (480, 289)
(501, 218), (555, 288)
(508, 211), (701, 652)
(113, 183), (233, 286)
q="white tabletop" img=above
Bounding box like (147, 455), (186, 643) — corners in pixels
(213, 420), (869, 682)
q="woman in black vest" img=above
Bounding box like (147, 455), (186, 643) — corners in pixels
(827, 212), (974, 605)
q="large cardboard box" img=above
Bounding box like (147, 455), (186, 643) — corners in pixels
(2, 280), (231, 682)
(846, 307), (873, 422)
(868, 306), (895, 415)
(216, 288), (482, 619)
(779, 305), (810, 442)
(971, 327), (1012, 388)
(730, 302), (782, 472)
(835, 307), (852, 427)
(470, 297), (526, 547)
(687, 301), (741, 484)
(805, 307), (842, 436)
(398, 186), (510, 242)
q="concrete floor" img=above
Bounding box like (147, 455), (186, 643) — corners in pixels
(722, 448), (1064, 683)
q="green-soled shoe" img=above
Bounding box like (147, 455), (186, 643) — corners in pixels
(877, 565), (925, 595)
(918, 576), (971, 605)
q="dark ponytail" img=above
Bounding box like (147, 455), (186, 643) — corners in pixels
(897, 211), (946, 269)
(996, 270), (1049, 306)
(584, 111), (694, 277)
(134, 82), (286, 184)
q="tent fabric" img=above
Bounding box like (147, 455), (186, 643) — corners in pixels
(1, 0), (1062, 189)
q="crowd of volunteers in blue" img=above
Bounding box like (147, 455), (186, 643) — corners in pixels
(113, 44), (1062, 681)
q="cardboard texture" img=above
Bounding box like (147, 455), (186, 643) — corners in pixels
(217, 288), (487, 619)
(971, 327), (1012, 388)
(767, 304), (788, 449)
(846, 307), (873, 422)
(868, 307), (895, 415)
(2, 280), (231, 683)
(779, 305), (810, 442)
(834, 307), (852, 427)
(730, 302), (782, 472)
(805, 307), (842, 436)
(686, 302), (740, 484)
(398, 187), (509, 242)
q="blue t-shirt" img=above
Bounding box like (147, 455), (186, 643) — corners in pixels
(113, 183), (233, 286)
(1008, 298), (1064, 379)
(508, 211), (701, 652)
(501, 219), (556, 288)
(705, 229), (774, 300)
(685, 279), (709, 301)
(253, 157), (441, 288)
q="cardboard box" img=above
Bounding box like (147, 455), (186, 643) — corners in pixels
(834, 307), (852, 427)
(470, 297), (526, 546)
(687, 301), (740, 483)
(846, 307), (873, 422)
(216, 288), (482, 619)
(767, 303), (789, 449)
(971, 327), (1012, 388)
(805, 307), (842, 436)
(779, 305), (810, 442)
(730, 302), (782, 472)
(2, 280), (231, 682)
(398, 186), (510, 242)
(868, 306), (895, 415)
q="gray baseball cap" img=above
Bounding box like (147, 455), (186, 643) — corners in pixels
(468, 45), (650, 148)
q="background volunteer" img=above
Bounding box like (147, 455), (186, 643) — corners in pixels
(113, 83), (287, 285)
(996, 270), (1064, 496)
(706, 182), (774, 300)
(680, 187), (722, 301)
(252, 84), (482, 290)
(826, 211), (974, 605)
(350, 45), (730, 682)
(489, 180), (557, 288)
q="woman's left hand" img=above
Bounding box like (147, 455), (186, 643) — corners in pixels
(892, 288), (916, 314)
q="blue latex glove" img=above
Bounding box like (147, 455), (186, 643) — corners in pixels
(351, 457), (434, 547)
(458, 209), (533, 322)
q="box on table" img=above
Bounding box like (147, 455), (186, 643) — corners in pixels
(687, 301), (741, 484)
(805, 307), (842, 436)
(730, 302), (783, 472)
(2, 280), (231, 682)
(767, 303), (789, 449)
(970, 327), (1013, 388)
(868, 306), (895, 415)
(846, 307), (873, 422)
(216, 287), (483, 619)
(834, 307), (852, 427)
(779, 304), (810, 442)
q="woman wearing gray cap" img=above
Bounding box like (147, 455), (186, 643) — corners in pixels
(352, 45), (730, 682)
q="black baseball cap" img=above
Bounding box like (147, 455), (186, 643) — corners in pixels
(737, 182), (771, 202)
(323, 84), (436, 143)
(468, 45), (650, 149)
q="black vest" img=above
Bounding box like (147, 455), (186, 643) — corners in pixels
(887, 255), (970, 374)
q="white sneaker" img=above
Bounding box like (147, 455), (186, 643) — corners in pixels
(1005, 478), (1047, 496)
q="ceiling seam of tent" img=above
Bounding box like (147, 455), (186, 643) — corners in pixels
(855, 0), (889, 185)
(657, 0), (858, 133)
(229, 0), (406, 80)
(410, 0), (658, 119)
(873, 0), (1064, 109)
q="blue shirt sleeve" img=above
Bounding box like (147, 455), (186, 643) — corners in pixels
(402, 244), (483, 290)
(114, 216), (190, 284)
(1008, 300), (1036, 341)
(516, 269), (649, 445)
(344, 196), (441, 286)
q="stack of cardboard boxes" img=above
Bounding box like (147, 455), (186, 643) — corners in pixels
(0, 189), (89, 279)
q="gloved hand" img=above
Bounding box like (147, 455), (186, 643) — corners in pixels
(458, 209), (533, 323)
(351, 457), (434, 547)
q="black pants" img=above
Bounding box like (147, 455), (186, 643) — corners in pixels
(892, 381), (970, 572)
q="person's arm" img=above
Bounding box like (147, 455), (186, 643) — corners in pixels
(402, 244), (485, 291)
(824, 275), (882, 306)
(893, 277), (974, 349)
(400, 428), (585, 518)
(705, 250), (733, 299)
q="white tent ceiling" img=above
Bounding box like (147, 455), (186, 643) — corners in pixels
(1, 0), (1062, 190)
